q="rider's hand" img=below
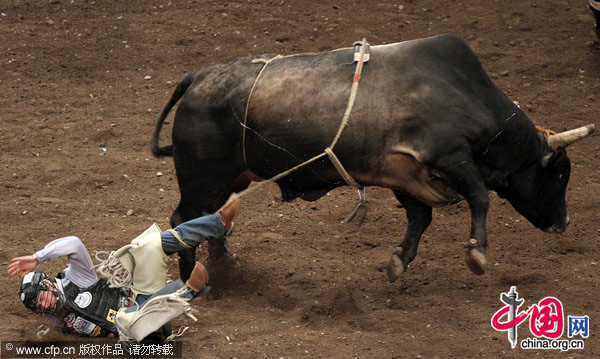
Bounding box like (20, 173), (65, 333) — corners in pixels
(8, 255), (38, 277)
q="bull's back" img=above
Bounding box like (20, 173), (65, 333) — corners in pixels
(245, 34), (501, 166)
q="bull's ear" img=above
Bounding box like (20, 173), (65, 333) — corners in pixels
(541, 148), (566, 168)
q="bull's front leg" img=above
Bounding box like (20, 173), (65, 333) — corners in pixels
(433, 152), (489, 275)
(386, 193), (432, 282)
(461, 188), (489, 275)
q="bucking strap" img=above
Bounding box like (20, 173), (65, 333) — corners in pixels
(221, 39), (369, 212)
(325, 147), (360, 188)
(243, 55), (284, 167)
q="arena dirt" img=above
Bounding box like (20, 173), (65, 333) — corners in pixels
(1, 1), (599, 358)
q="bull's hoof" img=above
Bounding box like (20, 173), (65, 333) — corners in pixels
(465, 243), (487, 275)
(386, 252), (405, 282)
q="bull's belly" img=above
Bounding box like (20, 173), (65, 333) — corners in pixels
(237, 154), (460, 206)
(355, 153), (461, 207)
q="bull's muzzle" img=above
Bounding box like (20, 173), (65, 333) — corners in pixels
(543, 215), (570, 233)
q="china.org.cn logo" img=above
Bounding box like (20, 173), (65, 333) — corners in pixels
(490, 286), (589, 351)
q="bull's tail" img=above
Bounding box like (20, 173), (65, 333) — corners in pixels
(150, 70), (198, 157)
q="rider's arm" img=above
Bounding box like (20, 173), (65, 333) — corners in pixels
(34, 236), (98, 287)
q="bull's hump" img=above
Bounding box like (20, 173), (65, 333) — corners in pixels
(268, 34), (460, 59)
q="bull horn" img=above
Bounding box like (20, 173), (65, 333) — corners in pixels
(547, 124), (595, 149)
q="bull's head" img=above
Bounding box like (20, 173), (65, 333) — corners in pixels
(497, 124), (594, 233)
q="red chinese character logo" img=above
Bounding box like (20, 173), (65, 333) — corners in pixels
(528, 297), (564, 339)
(491, 295), (564, 340)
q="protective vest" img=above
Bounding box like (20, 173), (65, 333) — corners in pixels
(58, 273), (130, 337)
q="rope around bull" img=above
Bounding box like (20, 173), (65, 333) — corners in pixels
(218, 38), (369, 213)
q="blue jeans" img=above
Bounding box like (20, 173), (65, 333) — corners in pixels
(125, 213), (224, 340)
(159, 213), (225, 255)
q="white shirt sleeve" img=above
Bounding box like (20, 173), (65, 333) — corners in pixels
(34, 236), (98, 288)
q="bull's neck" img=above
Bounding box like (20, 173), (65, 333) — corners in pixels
(477, 112), (548, 183)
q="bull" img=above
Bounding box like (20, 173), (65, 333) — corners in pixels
(150, 34), (594, 282)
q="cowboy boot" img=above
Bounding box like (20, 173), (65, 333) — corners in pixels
(184, 262), (209, 298)
(218, 193), (241, 234)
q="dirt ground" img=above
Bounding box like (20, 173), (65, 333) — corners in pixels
(1, 0), (599, 358)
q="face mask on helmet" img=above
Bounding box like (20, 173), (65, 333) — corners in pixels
(19, 272), (64, 314)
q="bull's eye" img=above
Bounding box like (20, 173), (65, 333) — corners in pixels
(559, 174), (564, 180)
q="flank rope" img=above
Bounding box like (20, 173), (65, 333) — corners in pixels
(243, 55), (284, 167)
(224, 39), (368, 212)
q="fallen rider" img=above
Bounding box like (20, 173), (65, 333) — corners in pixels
(8, 194), (241, 341)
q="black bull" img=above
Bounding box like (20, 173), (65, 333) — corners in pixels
(151, 34), (587, 282)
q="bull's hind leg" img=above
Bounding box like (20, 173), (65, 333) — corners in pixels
(171, 150), (251, 281)
(386, 192), (432, 282)
(169, 209), (198, 282)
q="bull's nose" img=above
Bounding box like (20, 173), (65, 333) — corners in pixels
(544, 226), (563, 234)
(544, 216), (569, 234)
